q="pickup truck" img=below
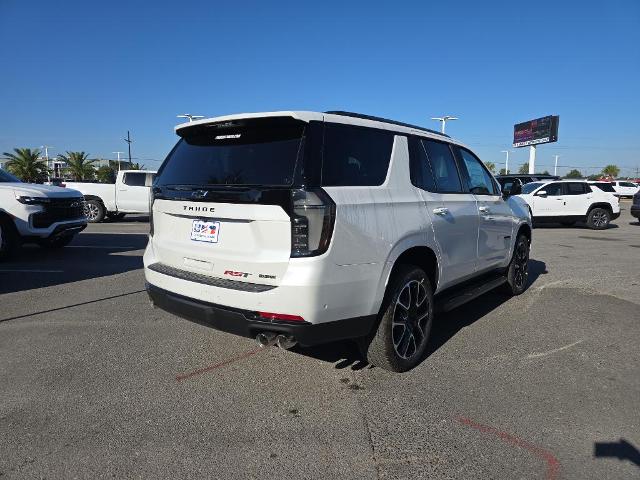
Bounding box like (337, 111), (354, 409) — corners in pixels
(65, 170), (156, 222)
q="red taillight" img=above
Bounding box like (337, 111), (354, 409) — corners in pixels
(258, 311), (305, 322)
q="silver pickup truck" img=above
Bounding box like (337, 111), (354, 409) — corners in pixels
(65, 170), (156, 222)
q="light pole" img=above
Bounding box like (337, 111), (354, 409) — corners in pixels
(501, 150), (511, 174)
(177, 114), (205, 122)
(112, 151), (124, 171)
(553, 155), (560, 176)
(41, 145), (53, 180)
(430, 115), (458, 134)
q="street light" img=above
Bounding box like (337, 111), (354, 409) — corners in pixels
(430, 115), (458, 134)
(112, 151), (124, 171)
(501, 150), (512, 174)
(553, 155), (560, 176)
(177, 114), (205, 122)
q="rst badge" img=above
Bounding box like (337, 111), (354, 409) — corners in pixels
(191, 220), (220, 243)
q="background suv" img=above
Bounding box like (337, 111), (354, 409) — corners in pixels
(145, 111), (532, 372)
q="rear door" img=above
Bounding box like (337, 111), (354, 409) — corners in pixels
(414, 138), (478, 287)
(531, 182), (565, 216)
(117, 172), (149, 212)
(563, 182), (591, 215)
(455, 147), (512, 271)
(149, 117), (307, 287)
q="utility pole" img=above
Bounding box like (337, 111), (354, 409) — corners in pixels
(112, 151), (124, 171)
(430, 116), (458, 134)
(553, 155), (561, 176)
(501, 150), (511, 174)
(124, 131), (132, 166)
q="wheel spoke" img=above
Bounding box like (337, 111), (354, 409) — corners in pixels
(398, 328), (412, 357)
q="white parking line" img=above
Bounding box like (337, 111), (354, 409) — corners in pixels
(0, 269), (64, 273)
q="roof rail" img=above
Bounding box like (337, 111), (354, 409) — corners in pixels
(325, 111), (449, 137)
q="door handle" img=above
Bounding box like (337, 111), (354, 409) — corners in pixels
(432, 207), (449, 216)
(478, 206), (490, 214)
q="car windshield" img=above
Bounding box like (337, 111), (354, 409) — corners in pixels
(0, 169), (20, 183)
(521, 182), (544, 194)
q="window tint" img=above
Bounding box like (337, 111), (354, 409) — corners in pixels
(540, 182), (563, 196)
(565, 182), (586, 195)
(156, 118), (305, 187)
(591, 182), (616, 193)
(422, 140), (462, 192)
(0, 169), (20, 183)
(321, 124), (394, 186)
(124, 172), (146, 186)
(458, 148), (496, 195)
(408, 137), (436, 191)
(521, 182), (543, 194)
(621, 182), (636, 187)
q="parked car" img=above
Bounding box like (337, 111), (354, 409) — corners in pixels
(518, 180), (620, 229)
(610, 181), (640, 198)
(144, 110), (532, 372)
(496, 174), (560, 195)
(0, 168), (86, 259)
(65, 170), (156, 222)
(631, 191), (640, 221)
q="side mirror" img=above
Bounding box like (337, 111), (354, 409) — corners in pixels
(536, 190), (548, 197)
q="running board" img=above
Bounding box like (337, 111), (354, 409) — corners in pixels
(435, 275), (507, 313)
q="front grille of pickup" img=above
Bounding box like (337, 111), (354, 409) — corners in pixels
(148, 263), (277, 292)
(31, 198), (86, 228)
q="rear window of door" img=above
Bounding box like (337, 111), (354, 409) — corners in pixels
(408, 137), (436, 191)
(321, 123), (394, 186)
(123, 172), (146, 186)
(456, 147), (498, 195)
(422, 139), (463, 193)
(564, 182), (587, 195)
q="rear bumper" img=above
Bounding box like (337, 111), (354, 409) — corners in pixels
(630, 205), (640, 219)
(146, 282), (375, 346)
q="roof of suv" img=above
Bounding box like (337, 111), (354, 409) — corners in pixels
(175, 110), (468, 147)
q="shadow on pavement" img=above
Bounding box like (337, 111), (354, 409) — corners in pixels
(594, 439), (640, 468)
(294, 259), (547, 371)
(0, 233), (148, 295)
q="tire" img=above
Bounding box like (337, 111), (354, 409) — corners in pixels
(84, 199), (105, 223)
(361, 265), (434, 373)
(586, 208), (611, 230)
(560, 221), (576, 227)
(37, 234), (75, 249)
(501, 234), (530, 296)
(0, 217), (19, 260)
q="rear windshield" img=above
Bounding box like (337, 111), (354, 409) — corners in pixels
(156, 118), (306, 187)
(0, 169), (20, 183)
(521, 182), (544, 194)
(591, 182), (615, 192)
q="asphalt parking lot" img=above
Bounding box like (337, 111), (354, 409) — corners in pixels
(1, 208), (639, 480)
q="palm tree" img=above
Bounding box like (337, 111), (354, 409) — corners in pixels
(129, 162), (146, 170)
(518, 162), (529, 174)
(2, 148), (50, 183)
(58, 151), (97, 181)
(601, 164), (620, 178)
(484, 162), (496, 174)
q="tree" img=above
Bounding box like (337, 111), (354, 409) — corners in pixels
(2, 148), (50, 182)
(601, 164), (620, 178)
(498, 168), (507, 175)
(58, 151), (97, 180)
(565, 169), (582, 178)
(518, 163), (529, 174)
(541, 170), (550, 175)
(484, 162), (496, 174)
(129, 162), (146, 170)
(96, 165), (116, 183)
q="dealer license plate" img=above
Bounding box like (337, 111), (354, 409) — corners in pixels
(190, 220), (220, 243)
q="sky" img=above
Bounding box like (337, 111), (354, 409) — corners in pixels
(1, 0), (639, 177)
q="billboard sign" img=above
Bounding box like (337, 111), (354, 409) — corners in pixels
(513, 115), (559, 148)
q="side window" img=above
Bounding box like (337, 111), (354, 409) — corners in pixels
(321, 123), (394, 186)
(457, 148), (497, 195)
(422, 140), (463, 193)
(541, 182), (563, 196)
(565, 182), (586, 195)
(621, 182), (636, 188)
(408, 137), (436, 191)
(123, 172), (146, 186)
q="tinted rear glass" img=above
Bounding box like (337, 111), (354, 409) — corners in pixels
(591, 182), (615, 192)
(321, 123), (394, 186)
(156, 118), (305, 187)
(422, 140), (462, 192)
(0, 169), (20, 182)
(521, 182), (544, 194)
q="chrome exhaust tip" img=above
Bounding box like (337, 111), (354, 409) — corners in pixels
(276, 334), (297, 350)
(256, 332), (277, 348)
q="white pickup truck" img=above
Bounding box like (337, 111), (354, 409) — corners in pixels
(65, 170), (156, 222)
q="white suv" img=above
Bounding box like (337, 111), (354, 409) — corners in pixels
(0, 168), (87, 258)
(518, 180), (620, 229)
(144, 111), (532, 372)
